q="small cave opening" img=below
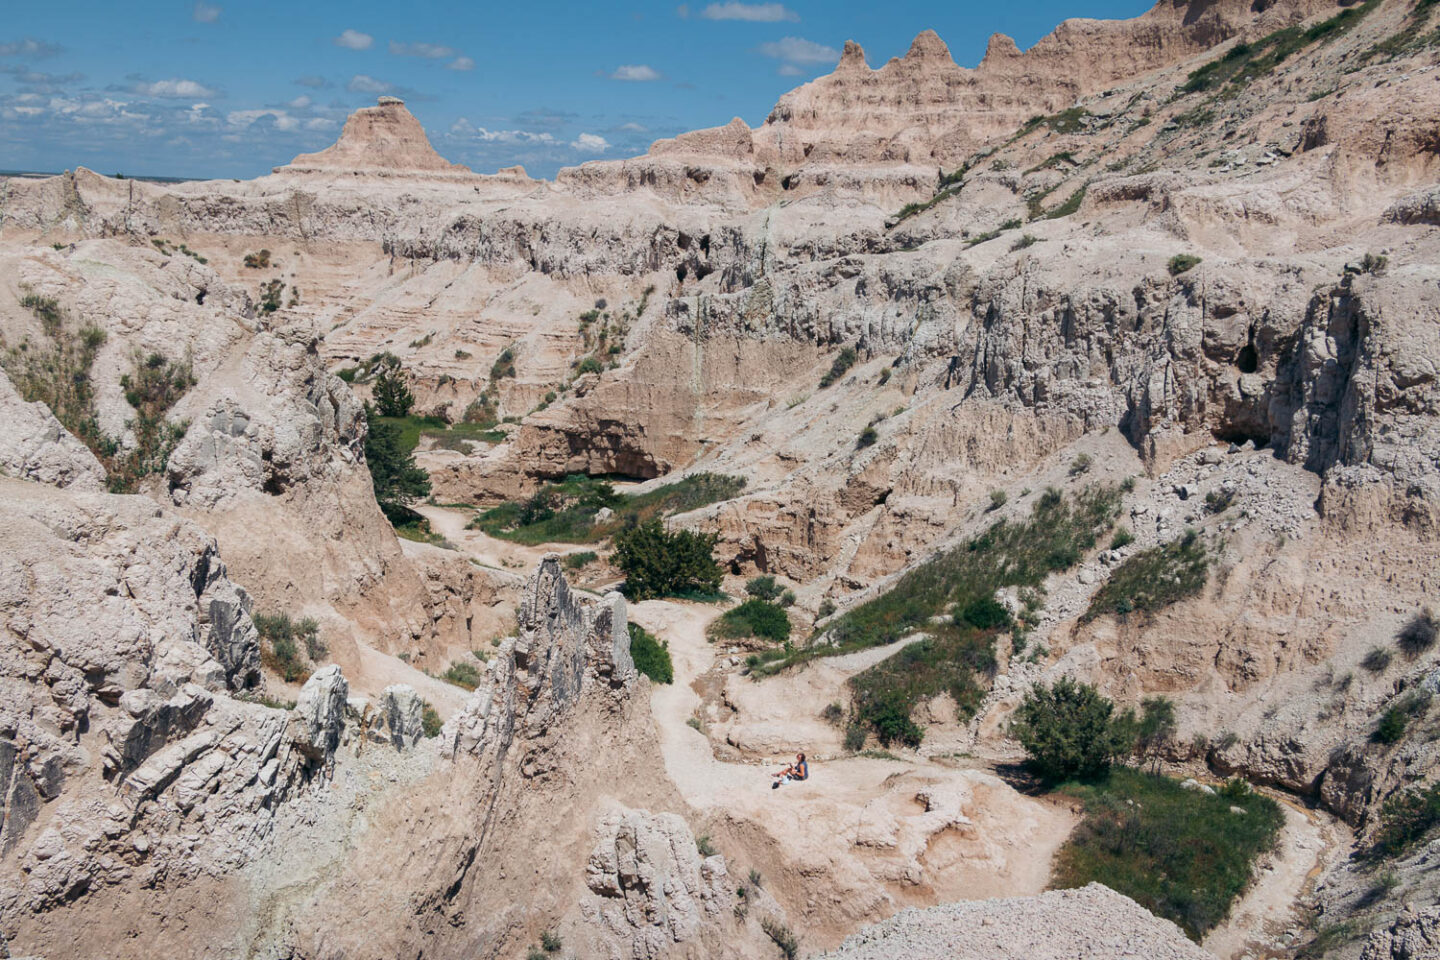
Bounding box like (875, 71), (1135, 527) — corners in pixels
(781, 174), (797, 191)
(693, 264), (714, 281)
(676, 232), (692, 251)
(1235, 342), (1258, 373)
(752, 170), (766, 186)
(675, 265), (688, 282)
(1212, 426), (1271, 448)
(699, 234), (711, 256)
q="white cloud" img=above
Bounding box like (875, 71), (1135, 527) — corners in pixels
(334, 29), (373, 51)
(571, 132), (609, 153)
(0, 38), (62, 58)
(346, 74), (392, 94)
(449, 118), (556, 144)
(696, 2), (797, 21)
(305, 117), (337, 131)
(288, 95), (312, 109)
(776, 63), (802, 76)
(757, 36), (838, 65)
(226, 108), (300, 131)
(134, 78), (217, 99)
(448, 56), (475, 71)
(388, 41), (456, 58)
(193, 2), (222, 23)
(610, 64), (661, 82)
(617, 121), (648, 133)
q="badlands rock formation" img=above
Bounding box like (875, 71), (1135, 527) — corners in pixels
(2, 0), (1440, 955)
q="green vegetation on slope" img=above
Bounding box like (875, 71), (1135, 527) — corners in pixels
(1052, 769), (1284, 940)
(1084, 529), (1212, 620)
(1180, 0), (1382, 96)
(756, 487), (1122, 744)
(469, 472), (745, 545)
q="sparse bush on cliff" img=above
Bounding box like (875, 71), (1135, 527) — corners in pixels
(819, 346), (858, 388)
(1398, 608), (1438, 656)
(1084, 530), (1211, 621)
(254, 612), (321, 683)
(1169, 254), (1203, 275)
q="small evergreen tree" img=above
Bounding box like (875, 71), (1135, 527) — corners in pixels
(372, 362), (415, 417)
(1011, 677), (1131, 783)
(364, 404), (430, 521)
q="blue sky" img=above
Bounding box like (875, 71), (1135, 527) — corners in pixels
(0, 0), (1152, 180)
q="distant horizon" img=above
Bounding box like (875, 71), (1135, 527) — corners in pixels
(2, 0), (1153, 181)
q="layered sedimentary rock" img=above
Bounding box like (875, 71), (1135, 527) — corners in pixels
(278, 97), (474, 177)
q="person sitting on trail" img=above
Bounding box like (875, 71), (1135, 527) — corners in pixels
(771, 753), (808, 789)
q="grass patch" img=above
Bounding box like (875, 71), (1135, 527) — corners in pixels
(765, 487), (1121, 743)
(440, 658), (484, 690)
(1084, 530), (1212, 620)
(254, 612), (322, 683)
(1180, 0), (1381, 96)
(710, 599), (791, 643)
(469, 472), (745, 545)
(810, 485), (1120, 660)
(1052, 768), (1284, 939)
(563, 550), (597, 570)
(629, 623), (674, 684)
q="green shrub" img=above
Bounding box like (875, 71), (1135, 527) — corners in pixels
(629, 623), (674, 684)
(988, 489), (1007, 511)
(844, 723), (867, 752)
(819, 346), (858, 388)
(857, 425), (878, 448)
(1011, 233), (1039, 251)
(613, 518), (722, 601)
(1085, 530), (1211, 620)
(563, 550), (597, 570)
(761, 918), (799, 960)
(1168, 254), (1203, 276)
(1133, 695), (1177, 758)
(745, 576), (783, 602)
(1371, 782), (1440, 859)
(1068, 454), (1093, 476)
(862, 690), (925, 747)
(242, 249), (271, 269)
(1398, 608), (1438, 656)
(421, 702), (442, 738)
(253, 612), (316, 684)
(441, 659), (484, 690)
(1374, 690), (1431, 745)
(575, 356), (603, 376)
(960, 596), (1011, 631)
(696, 834), (716, 857)
(1053, 768), (1284, 939)
(539, 930), (562, 953)
(490, 346), (516, 381)
(817, 599), (837, 619)
(1361, 646), (1393, 673)
(1011, 677), (1131, 783)
(779, 590), (796, 607)
(1109, 526), (1135, 549)
(711, 599), (791, 643)
(821, 702), (844, 724)
(1205, 488), (1236, 514)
